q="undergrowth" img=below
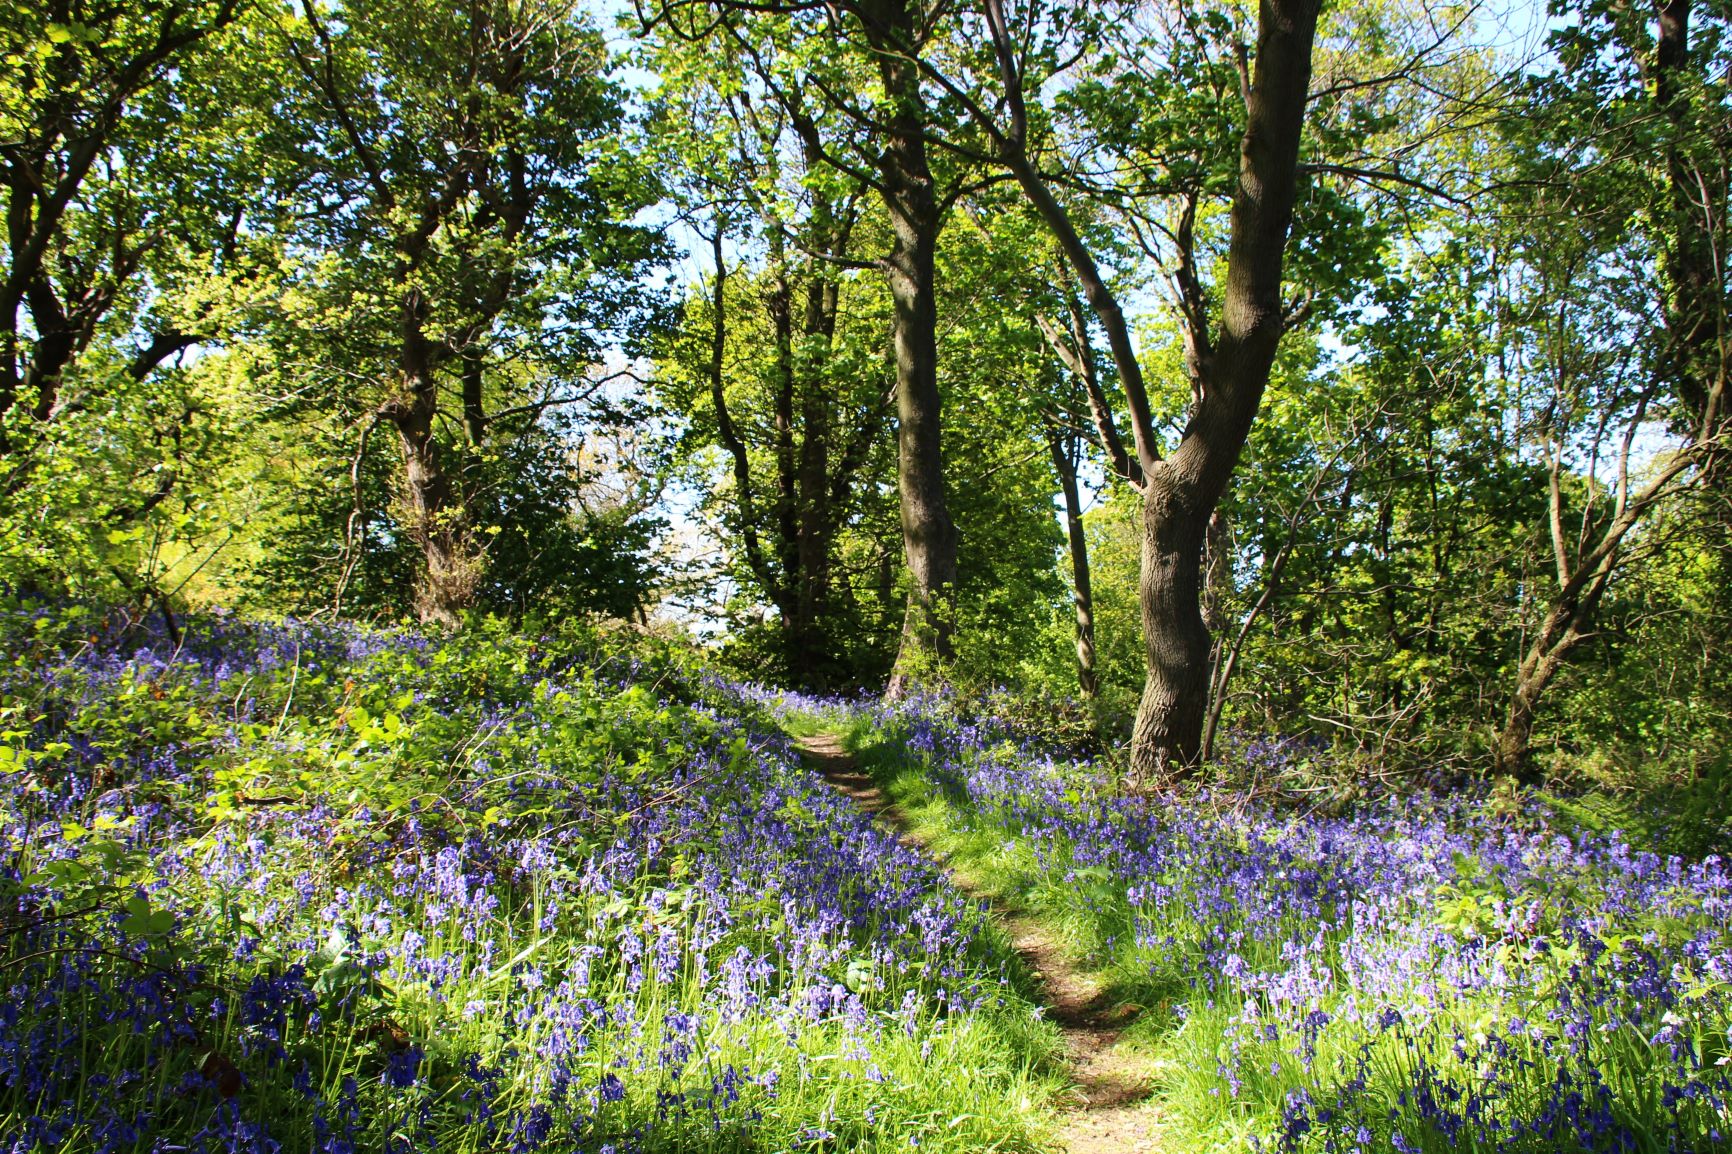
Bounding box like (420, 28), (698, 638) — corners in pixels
(0, 607), (1062, 1152)
(839, 699), (1732, 1153)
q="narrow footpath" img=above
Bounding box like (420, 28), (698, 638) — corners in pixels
(795, 733), (1169, 1154)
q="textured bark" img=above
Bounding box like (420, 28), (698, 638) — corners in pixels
(882, 204), (955, 694)
(1130, 474), (1215, 775)
(864, 0), (957, 698)
(1495, 596), (1592, 777)
(1654, 0), (1725, 433)
(385, 292), (471, 628)
(983, 0), (1321, 780)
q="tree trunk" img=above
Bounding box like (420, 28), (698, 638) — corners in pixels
(389, 294), (472, 627)
(1048, 428), (1097, 699)
(461, 349), (487, 446)
(981, 0), (1320, 779)
(883, 212), (954, 695)
(1654, 0), (1724, 431)
(1124, 0), (1321, 783)
(1131, 474), (1215, 774)
(1495, 599), (1583, 776)
(393, 412), (470, 628)
(868, 1), (956, 698)
(791, 243), (840, 690)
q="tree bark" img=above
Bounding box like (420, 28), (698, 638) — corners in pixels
(865, 0), (957, 699)
(386, 291), (471, 628)
(703, 202), (887, 687)
(1653, 0), (1725, 435)
(1130, 474), (1216, 774)
(978, 0), (1320, 781)
(1119, 0), (1320, 781)
(461, 349), (487, 446)
(789, 218), (842, 687)
(1495, 595), (1592, 777)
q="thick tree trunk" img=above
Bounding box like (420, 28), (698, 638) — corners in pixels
(982, 0), (1320, 780)
(1048, 430), (1097, 699)
(388, 294), (472, 627)
(790, 255), (840, 689)
(1131, 474), (1214, 772)
(393, 410), (470, 628)
(883, 210), (955, 695)
(1123, 0), (1321, 783)
(867, 1), (956, 699)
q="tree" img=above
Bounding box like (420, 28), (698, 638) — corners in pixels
(919, 0), (1326, 781)
(269, 0), (663, 625)
(1490, 0), (1729, 773)
(644, 41), (901, 686)
(0, 0), (245, 439)
(661, 224), (897, 686)
(0, 0), (288, 618)
(1023, 243), (1120, 703)
(640, 0), (966, 694)
(1043, 387), (1099, 701)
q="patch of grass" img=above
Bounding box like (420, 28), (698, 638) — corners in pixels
(843, 726), (1184, 1065)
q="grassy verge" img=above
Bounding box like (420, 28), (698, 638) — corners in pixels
(836, 708), (1732, 1153)
(839, 716), (1184, 1042)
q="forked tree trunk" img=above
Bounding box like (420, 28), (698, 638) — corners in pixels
(982, 0), (1321, 782)
(1122, 1), (1322, 782)
(1491, 0), (1725, 774)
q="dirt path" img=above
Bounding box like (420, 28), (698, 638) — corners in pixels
(795, 732), (1169, 1154)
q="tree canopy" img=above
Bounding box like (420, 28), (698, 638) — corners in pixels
(2, 0), (1728, 784)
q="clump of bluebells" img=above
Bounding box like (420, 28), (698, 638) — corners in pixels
(0, 607), (1055, 1152)
(865, 696), (1732, 1153)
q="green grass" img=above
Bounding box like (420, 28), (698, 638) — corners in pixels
(827, 710), (1732, 1153)
(834, 720), (1186, 1107)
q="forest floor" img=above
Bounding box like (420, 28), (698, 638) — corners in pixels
(795, 732), (1172, 1154)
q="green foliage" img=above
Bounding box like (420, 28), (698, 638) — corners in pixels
(0, 609), (1062, 1151)
(858, 708), (1732, 1152)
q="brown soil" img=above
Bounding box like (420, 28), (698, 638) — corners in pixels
(795, 732), (1171, 1153)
